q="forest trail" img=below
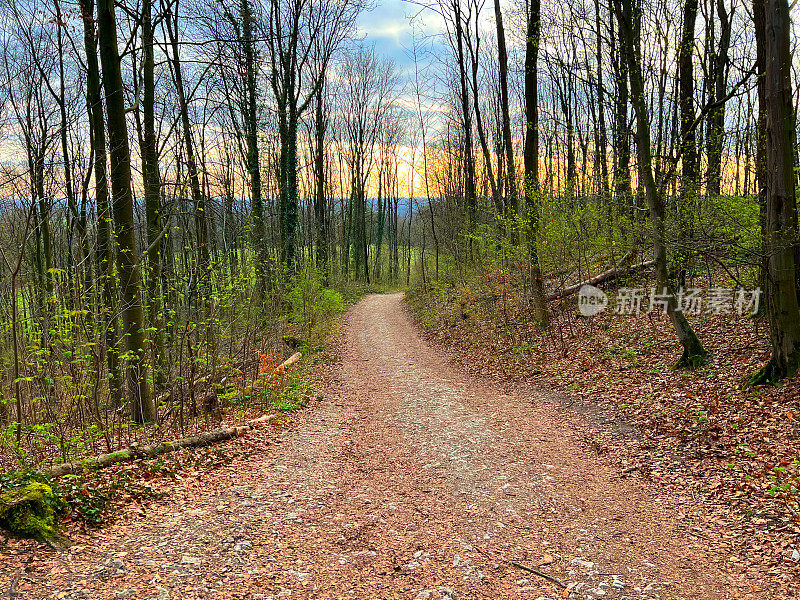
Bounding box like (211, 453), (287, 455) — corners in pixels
(4, 293), (761, 600)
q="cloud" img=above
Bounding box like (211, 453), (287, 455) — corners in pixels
(356, 1), (445, 50)
(357, 20), (413, 44)
(355, 0), (447, 78)
(349, 1), (451, 135)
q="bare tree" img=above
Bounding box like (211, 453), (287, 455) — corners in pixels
(524, 0), (549, 328)
(266, 0), (361, 270)
(613, 0), (708, 368)
(97, 0), (155, 422)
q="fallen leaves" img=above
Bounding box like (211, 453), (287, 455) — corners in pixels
(406, 278), (800, 596)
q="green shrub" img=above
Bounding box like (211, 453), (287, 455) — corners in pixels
(287, 267), (344, 341)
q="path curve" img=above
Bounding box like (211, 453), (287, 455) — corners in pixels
(2, 293), (759, 600)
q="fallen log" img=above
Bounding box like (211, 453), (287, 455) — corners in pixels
(277, 352), (301, 373)
(47, 352), (306, 478)
(42, 414), (280, 478)
(547, 259), (656, 301)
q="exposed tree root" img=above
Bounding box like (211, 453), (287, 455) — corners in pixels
(672, 347), (709, 370)
(745, 359), (798, 387)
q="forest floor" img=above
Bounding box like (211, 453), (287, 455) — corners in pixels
(0, 293), (784, 599)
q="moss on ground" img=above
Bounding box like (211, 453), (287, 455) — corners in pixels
(0, 481), (64, 543)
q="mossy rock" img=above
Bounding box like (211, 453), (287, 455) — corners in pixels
(0, 481), (65, 544)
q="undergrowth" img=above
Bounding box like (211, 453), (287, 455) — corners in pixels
(0, 268), (358, 538)
(406, 268), (800, 524)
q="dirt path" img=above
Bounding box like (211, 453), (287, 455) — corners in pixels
(2, 293), (762, 600)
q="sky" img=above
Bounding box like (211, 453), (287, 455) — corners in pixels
(355, 0), (446, 79)
(351, 0), (524, 197)
(351, 1), (446, 197)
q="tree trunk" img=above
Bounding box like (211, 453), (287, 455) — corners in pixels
(53, 0), (82, 310)
(241, 0), (267, 293)
(494, 0), (518, 232)
(706, 0), (732, 196)
(611, 16), (632, 215)
(524, 0), (550, 328)
(614, 0), (708, 368)
(79, 0), (123, 406)
(313, 86), (329, 282)
(453, 1), (477, 229)
(166, 1), (211, 299)
(97, 0), (155, 422)
(677, 0), (699, 287)
(280, 110), (300, 271)
(749, 0), (800, 384)
(141, 0), (166, 387)
(594, 0), (610, 203)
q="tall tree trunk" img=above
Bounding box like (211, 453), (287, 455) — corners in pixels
(468, 38), (501, 218)
(241, 0), (267, 292)
(54, 0), (82, 308)
(166, 1), (210, 299)
(281, 111), (301, 270)
(313, 86), (329, 282)
(595, 0), (610, 203)
(611, 17), (632, 215)
(97, 0), (155, 422)
(374, 170), (385, 280)
(79, 0), (123, 407)
(753, 0), (768, 313)
(706, 0), (732, 196)
(453, 2), (477, 229)
(141, 0), (166, 386)
(749, 0), (800, 383)
(34, 153), (54, 305)
(524, 0), (550, 328)
(561, 82), (577, 198)
(494, 0), (518, 232)
(614, 0), (708, 368)
(678, 0), (699, 287)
